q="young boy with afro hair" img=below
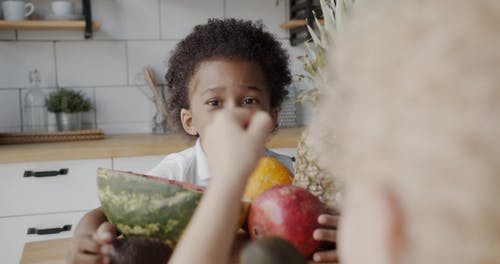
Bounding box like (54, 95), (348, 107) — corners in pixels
(148, 18), (294, 183)
(66, 18), (337, 264)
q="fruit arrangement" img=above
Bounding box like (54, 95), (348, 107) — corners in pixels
(97, 156), (328, 260)
(238, 157), (293, 228)
(242, 157), (328, 259)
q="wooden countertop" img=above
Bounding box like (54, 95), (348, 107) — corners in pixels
(0, 127), (303, 164)
(21, 238), (68, 264)
(21, 233), (251, 264)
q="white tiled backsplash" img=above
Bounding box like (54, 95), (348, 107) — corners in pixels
(0, 0), (307, 134)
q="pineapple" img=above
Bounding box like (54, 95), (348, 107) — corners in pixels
(294, 130), (339, 211)
(293, 0), (357, 213)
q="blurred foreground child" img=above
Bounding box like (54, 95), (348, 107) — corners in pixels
(171, 0), (500, 263)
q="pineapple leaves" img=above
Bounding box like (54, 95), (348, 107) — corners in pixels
(296, 0), (356, 104)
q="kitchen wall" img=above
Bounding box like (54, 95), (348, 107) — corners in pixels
(0, 0), (307, 134)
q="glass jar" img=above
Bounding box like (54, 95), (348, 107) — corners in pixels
(22, 69), (48, 132)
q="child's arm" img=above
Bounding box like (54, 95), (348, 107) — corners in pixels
(66, 207), (116, 264)
(312, 214), (339, 263)
(169, 108), (273, 264)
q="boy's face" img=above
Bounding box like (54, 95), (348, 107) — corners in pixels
(180, 58), (277, 139)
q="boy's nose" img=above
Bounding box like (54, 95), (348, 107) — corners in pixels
(223, 100), (237, 109)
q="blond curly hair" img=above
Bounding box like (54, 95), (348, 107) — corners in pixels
(309, 0), (500, 263)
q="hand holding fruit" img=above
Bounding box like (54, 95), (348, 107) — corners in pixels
(66, 221), (116, 264)
(312, 214), (339, 263)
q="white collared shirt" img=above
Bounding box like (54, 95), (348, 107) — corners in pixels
(147, 138), (294, 186)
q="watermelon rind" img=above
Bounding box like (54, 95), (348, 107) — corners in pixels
(97, 168), (203, 248)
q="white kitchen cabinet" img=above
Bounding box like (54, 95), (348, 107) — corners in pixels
(0, 155), (165, 263)
(0, 211), (86, 264)
(0, 158), (110, 263)
(112, 154), (165, 174)
(0, 159), (111, 217)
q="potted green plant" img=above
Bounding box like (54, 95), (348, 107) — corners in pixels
(46, 88), (93, 131)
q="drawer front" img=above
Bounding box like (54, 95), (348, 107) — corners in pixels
(0, 159), (111, 217)
(0, 211), (86, 263)
(113, 155), (165, 174)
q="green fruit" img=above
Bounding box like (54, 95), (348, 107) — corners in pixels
(240, 237), (307, 264)
(109, 236), (172, 264)
(97, 168), (204, 248)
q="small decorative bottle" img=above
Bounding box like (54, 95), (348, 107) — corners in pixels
(22, 69), (48, 132)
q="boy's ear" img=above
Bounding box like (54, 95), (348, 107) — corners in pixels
(180, 108), (198, 136)
(270, 107), (279, 128)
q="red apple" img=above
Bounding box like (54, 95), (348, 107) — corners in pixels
(248, 184), (327, 258)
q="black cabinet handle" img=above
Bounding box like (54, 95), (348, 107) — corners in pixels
(27, 224), (72, 235)
(23, 168), (69, 178)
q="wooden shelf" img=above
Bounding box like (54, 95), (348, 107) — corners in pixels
(0, 20), (101, 31)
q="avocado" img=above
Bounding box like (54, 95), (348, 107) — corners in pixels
(240, 237), (307, 264)
(108, 236), (172, 264)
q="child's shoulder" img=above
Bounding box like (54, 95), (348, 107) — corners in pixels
(161, 145), (196, 165)
(147, 145), (197, 178)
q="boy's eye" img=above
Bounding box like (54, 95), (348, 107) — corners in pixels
(207, 99), (221, 106)
(242, 97), (259, 105)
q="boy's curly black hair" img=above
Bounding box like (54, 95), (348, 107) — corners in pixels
(165, 18), (292, 135)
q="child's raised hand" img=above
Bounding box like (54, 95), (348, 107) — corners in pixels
(312, 214), (339, 263)
(170, 109), (273, 264)
(66, 221), (116, 264)
(202, 108), (273, 184)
